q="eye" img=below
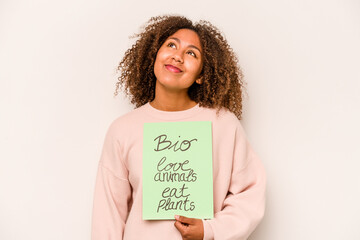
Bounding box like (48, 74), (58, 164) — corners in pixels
(187, 50), (197, 58)
(167, 42), (176, 48)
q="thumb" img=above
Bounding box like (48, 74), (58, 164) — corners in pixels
(175, 215), (194, 225)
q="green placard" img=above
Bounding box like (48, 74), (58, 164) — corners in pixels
(142, 121), (214, 220)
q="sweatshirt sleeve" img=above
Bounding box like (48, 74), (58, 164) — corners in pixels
(203, 123), (266, 240)
(91, 121), (132, 240)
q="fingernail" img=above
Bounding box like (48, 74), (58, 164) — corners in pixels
(175, 215), (179, 220)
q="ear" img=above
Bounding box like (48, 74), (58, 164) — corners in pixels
(196, 78), (203, 84)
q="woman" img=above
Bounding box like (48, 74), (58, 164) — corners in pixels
(91, 15), (266, 240)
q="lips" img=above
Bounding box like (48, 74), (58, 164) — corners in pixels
(165, 64), (182, 73)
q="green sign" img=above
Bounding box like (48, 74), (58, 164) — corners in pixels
(142, 121), (214, 220)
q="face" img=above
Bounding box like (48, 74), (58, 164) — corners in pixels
(153, 28), (203, 93)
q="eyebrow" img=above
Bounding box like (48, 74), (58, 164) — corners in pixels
(168, 37), (202, 53)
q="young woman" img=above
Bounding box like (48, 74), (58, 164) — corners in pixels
(91, 15), (266, 240)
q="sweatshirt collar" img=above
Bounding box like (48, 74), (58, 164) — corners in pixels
(143, 102), (203, 120)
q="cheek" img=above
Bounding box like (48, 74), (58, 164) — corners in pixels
(153, 52), (166, 77)
(154, 53), (163, 70)
(198, 62), (203, 74)
(156, 47), (168, 58)
(190, 61), (203, 75)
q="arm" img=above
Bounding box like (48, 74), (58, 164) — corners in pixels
(203, 124), (267, 240)
(91, 122), (132, 240)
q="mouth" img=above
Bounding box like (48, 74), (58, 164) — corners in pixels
(165, 64), (183, 73)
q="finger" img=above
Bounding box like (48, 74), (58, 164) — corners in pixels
(174, 220), (186, 235)
(175, 215), (194, 225)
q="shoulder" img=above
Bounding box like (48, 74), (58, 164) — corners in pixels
(115, 104), (147, 123)
(201, 106), (241, 126)
(200, 106), (247, 138)
(105, 104), (148, 136)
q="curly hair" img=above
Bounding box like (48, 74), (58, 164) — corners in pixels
(114, 15), (245, 119)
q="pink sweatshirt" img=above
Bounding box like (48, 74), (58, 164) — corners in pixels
(91, 103), (266, 240)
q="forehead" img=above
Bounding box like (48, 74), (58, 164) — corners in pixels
(166, 29), (202, 50)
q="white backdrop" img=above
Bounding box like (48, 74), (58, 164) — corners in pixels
(1, 0), (359, 239)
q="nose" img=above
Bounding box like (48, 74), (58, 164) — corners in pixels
(172, 50), (184, 63)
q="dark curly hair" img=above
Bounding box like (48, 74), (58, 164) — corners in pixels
(114, 15), (245, 119)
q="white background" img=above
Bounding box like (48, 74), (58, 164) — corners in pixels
(1, 0), (359, 239)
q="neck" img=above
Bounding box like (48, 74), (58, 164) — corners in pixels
(150, 90), (197, 112)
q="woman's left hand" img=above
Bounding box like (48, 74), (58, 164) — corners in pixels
(174, 215), (204, 240)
